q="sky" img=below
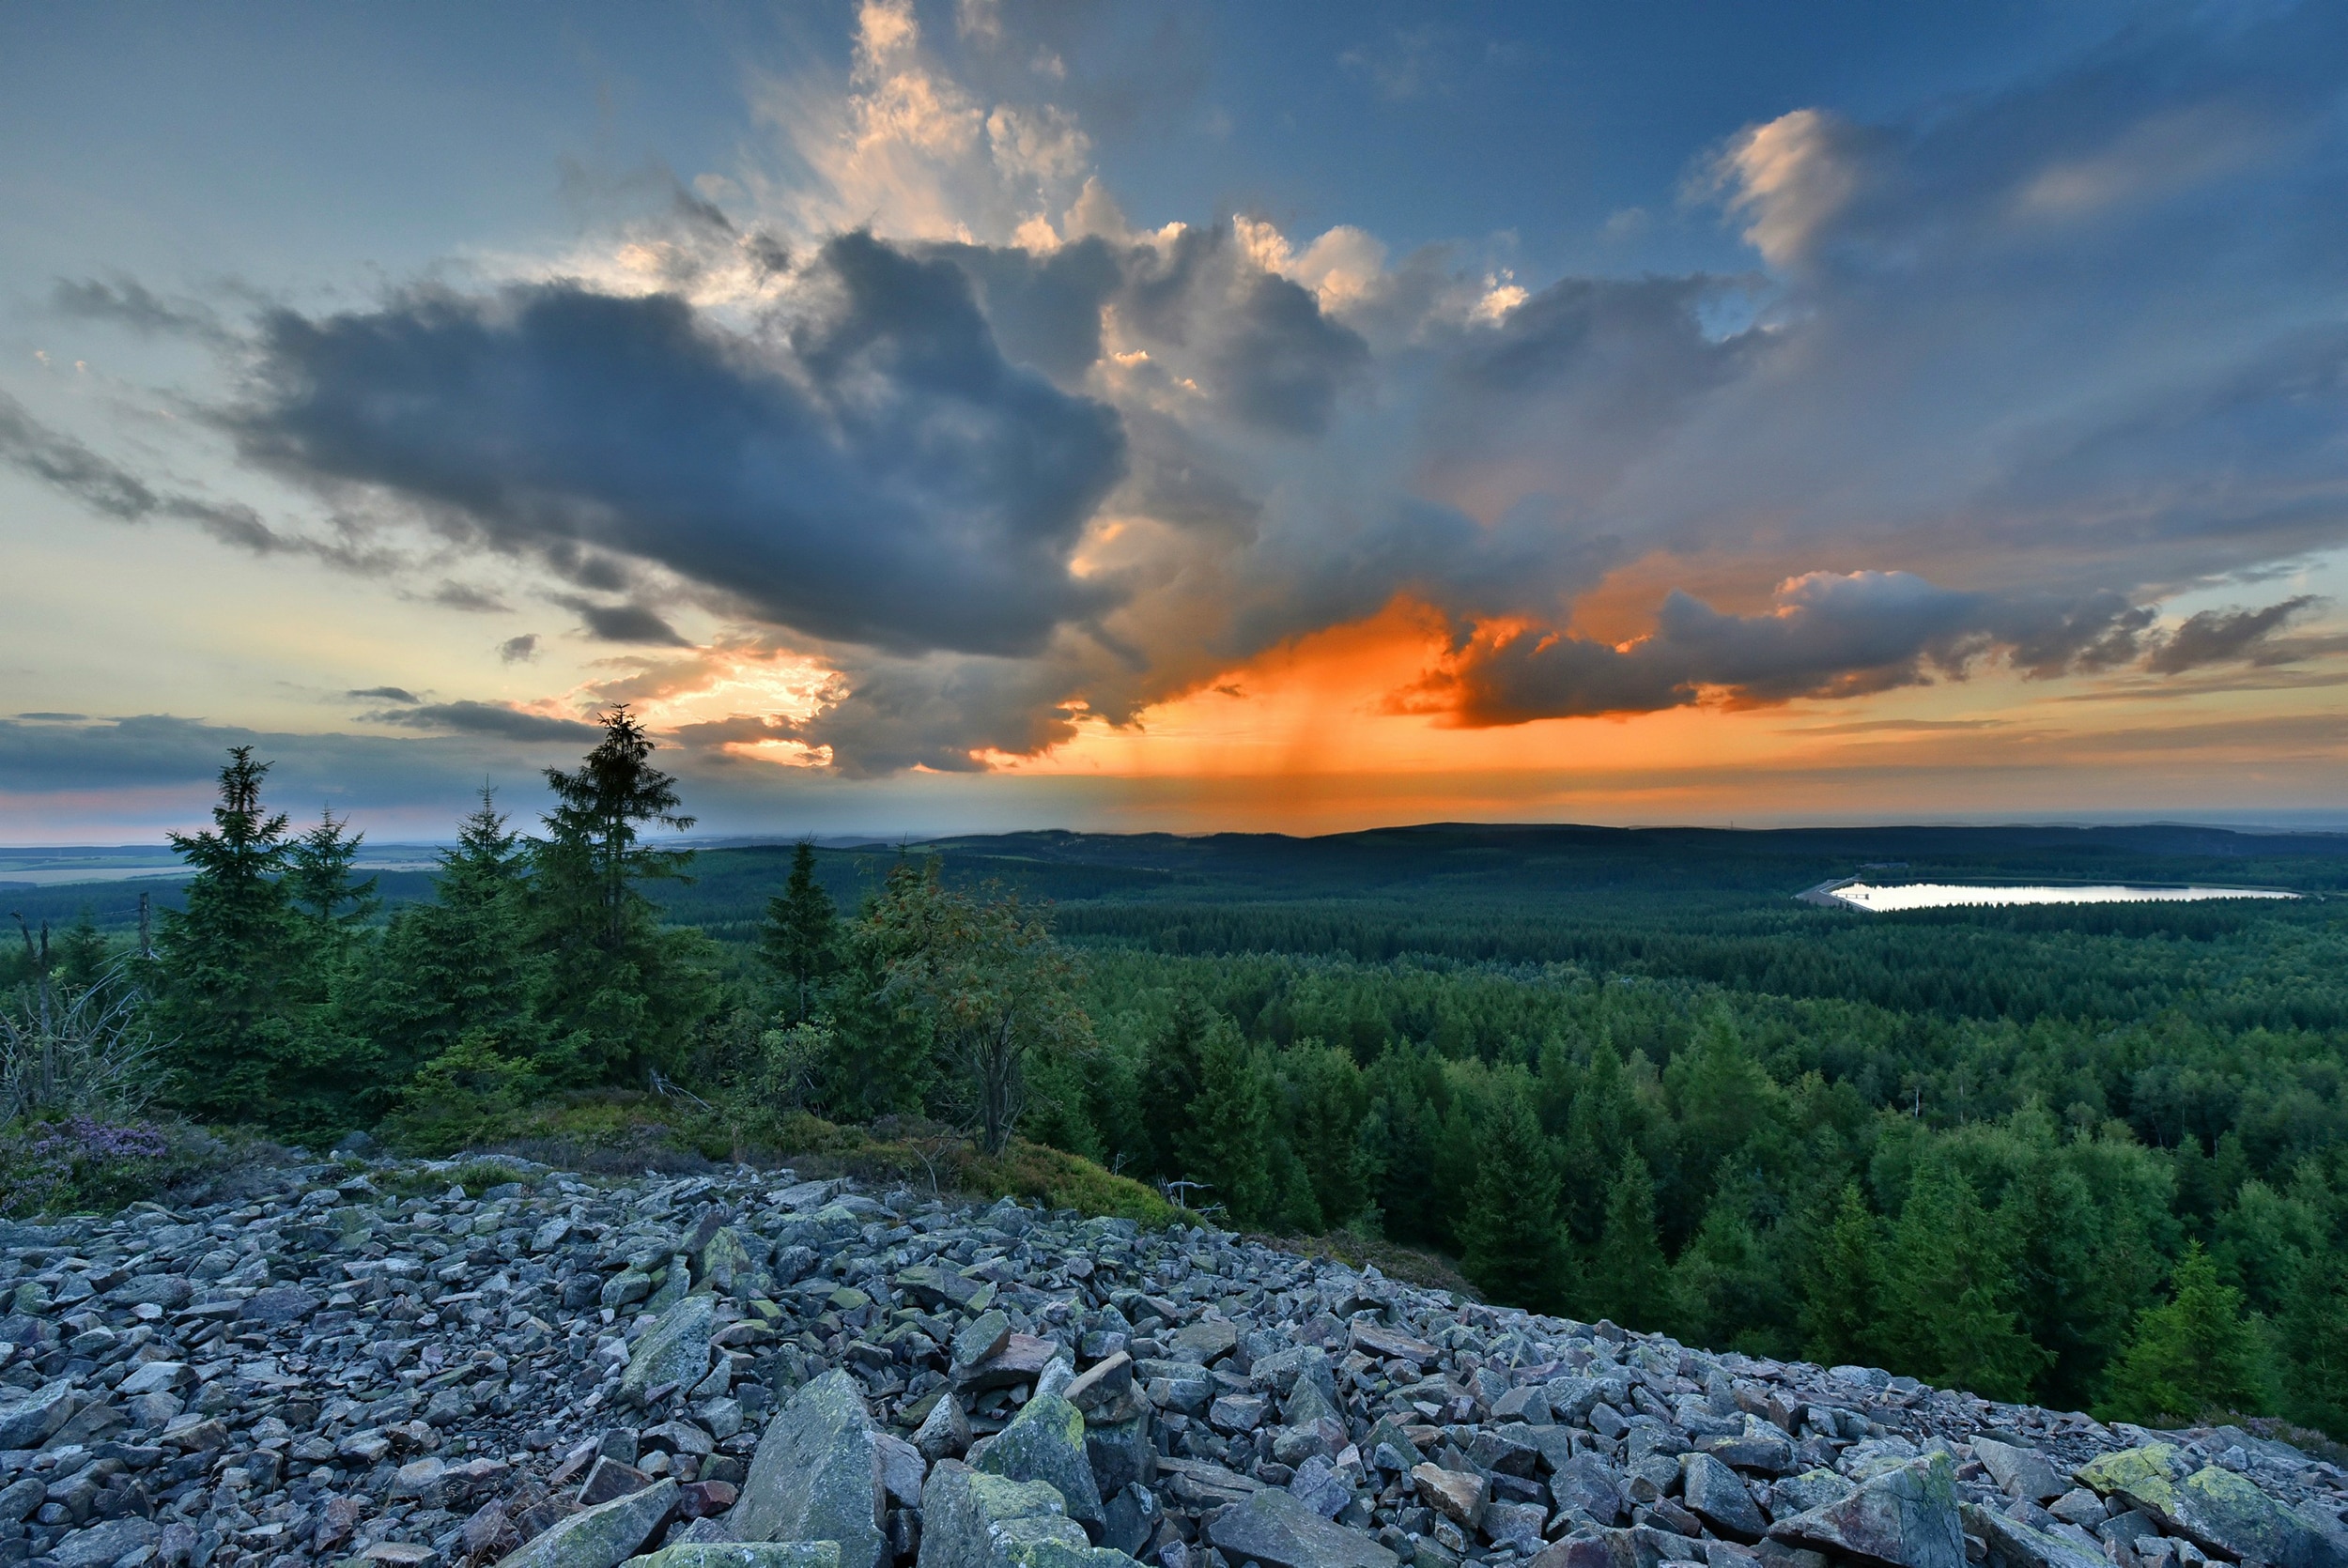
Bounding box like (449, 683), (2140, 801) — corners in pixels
(4, 0), (2347, 844)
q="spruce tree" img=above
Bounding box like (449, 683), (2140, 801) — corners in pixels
(1801, 1182), (1884, 1365)
(1884, 1161), (2049, 1401)
(2102, 1242), (2274, 1425)
(356, 787), (540, 1083)
(1590, 1150), (1676, 1330)
(52, 909), (110, 993)
(527, 708), (713, 1082)
(1139, 992), (1210, 1181)
(761, 839), (839, 1023)
(1460, 1094), (1568, 1311)
(1562, 1039), (1639, 1247)
(285, 808), (379, 941)
(154, 747), (304, 1119)
(2278, 1248), (2348, 1439)
(1177, 1017), (1273, 1222)
(1287, 1043), (1370, 1228)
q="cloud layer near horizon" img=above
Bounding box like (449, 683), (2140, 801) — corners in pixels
(15, 0), (2348, 791)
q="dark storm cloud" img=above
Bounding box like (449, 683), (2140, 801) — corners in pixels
(0, 714), (556, 801)
(1210, 273), (1368, 438)
(920, 237), (1121, 383)
(227, 232), (1128, 657)
(2146, 597), (2320, 675)
(365, 701), (600, 743)
(1413, 574), (2253, 727)
(553, 597), (690, 647)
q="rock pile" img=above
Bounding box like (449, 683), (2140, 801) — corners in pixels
(0, 1158), (2339, 1568)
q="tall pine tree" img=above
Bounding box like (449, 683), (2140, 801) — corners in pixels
(1883, 1161), (2049, 1401)
(2102, 1242), (2273, 1425)
(1460, 1094), (1568, 1311)
(528, 708), (714, 1082)
(1589, 1149), (1676, 1330)
(154, 748), (305, 1120)
(1177, 1017), (1273, 1222)
(761, 839), (839, 1023)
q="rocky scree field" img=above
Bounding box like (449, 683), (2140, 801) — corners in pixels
(0, 1160), (2337, 1568)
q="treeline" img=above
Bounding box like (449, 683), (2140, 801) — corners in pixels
(1049, 898), (2348, 1033)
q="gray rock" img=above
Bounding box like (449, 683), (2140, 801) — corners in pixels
(954, 1312), (1013, 1372)
(0, 1380), (77, 1449)
(1084, 1412), (1153, 1498)
(1768, 1453), (1963, 1568)
(1683, 1453), (1766, 1543)
(495, 1478), (680, 1568)
(622, 1294), (719, 1406)
(1287, 1455), (1352, 1519)
(1961, 1505), (2109, 1568)
(1207, 1487), (1399, 1568)
(50, 1517), (162, 1568)
(1973, 1440), (2064, 1505)
(627, 1548), (842, 1568)
(916, 1393), (973, 1463)
(919, 1462), (1086, 1568)
(1771, 1470), (1857, 1517)
(734, 1370), (888, 1568)
(978, 1392), (1102, 1531)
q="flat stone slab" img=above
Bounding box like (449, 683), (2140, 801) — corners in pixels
(495, 1479), (679, 1568)
(1768, 1453), (1963, 1568)
(1207, 1486), (1400, 1568)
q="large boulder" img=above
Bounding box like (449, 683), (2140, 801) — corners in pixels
(496, 1480), (680, 1568)
(2074, 1446), (2348, 1568)
(734, 1371), (888, 1568)
(628, 1548), (842, 1568)
(1766, 1453), (1963, 1568)
(1971, 1440), (2063, 1504)
(918, 1462), (1087, 1568)
(621, 1295), (719, 1407)
(1681, 1453), (1765, 1543)
(1206, 1487), (1400, 1568)
(977, 1393), (1103, 1532)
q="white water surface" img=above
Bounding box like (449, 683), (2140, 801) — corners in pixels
(1832, 882), (2298, 913)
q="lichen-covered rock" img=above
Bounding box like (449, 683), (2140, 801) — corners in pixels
(1207, 1487), (1399, 1568)
(919, 1462), (1084, 1568)
(978, 1392), (1103, 1531)
(496, 1479), (680, 1568)
(734, 1371), (887, 1568)
(2077, 1447), (2348, 1568)
(627, 1545), (842, 1568)
(621, 1293), (718, 1406)
(1767, 1453), (1963, 1568)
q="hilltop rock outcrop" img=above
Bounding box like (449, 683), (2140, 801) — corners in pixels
(0, 1157), (2337, 1568)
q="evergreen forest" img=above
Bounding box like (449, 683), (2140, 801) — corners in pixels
(8, 715), (2348, 1444)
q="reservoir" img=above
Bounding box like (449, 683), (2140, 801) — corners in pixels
(1819, 882), (2299, 913)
